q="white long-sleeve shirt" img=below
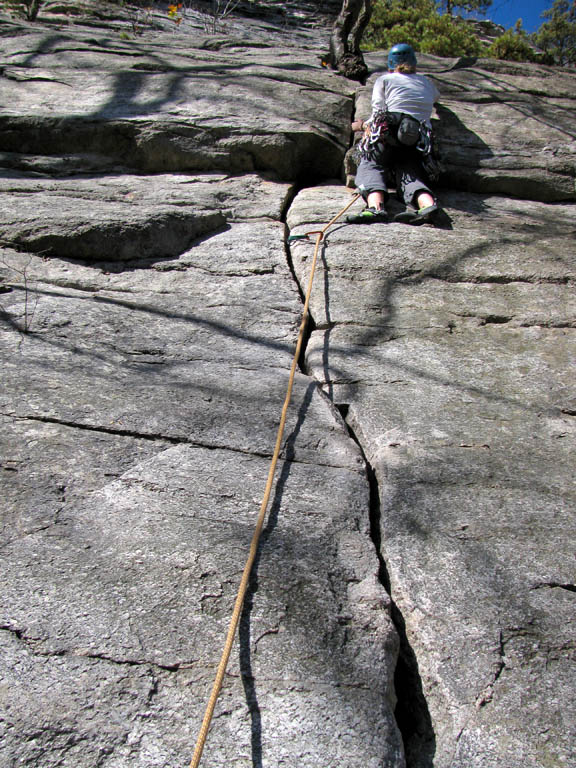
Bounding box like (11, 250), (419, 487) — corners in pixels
(370, 72), (439, 127)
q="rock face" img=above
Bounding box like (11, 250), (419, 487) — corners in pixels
(1, 4), (575, 768)
(0, 7), (403, 767)
(0, 9), (352, 181)
(289, 186), (576, 768)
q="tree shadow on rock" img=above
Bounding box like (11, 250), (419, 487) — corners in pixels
(238, 381), (316, 768)
(302, 217), (575, 764)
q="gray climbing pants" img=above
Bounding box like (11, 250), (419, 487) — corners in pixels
(355, 141), (435, 207)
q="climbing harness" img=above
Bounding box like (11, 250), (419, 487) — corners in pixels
(188, 192), (362, 768)
(355, 109), (441, 182)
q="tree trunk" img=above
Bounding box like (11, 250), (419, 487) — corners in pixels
(329, 0), (372, 82)
(26, 0), (42, 21)
(350, 0), (372, 54)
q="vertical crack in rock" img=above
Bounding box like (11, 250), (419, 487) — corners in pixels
(284, 218), (435, 767)
(475, 629), (506, 709)
(334, 406), (437, 768)
(283, 219), (317, 374)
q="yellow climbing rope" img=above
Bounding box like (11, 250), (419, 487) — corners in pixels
(189, 192), (362, 768)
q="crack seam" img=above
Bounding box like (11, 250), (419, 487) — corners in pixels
(0, 626), (181, 671)
(0, 412), (356, 470)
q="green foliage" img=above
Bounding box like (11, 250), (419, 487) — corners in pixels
(486, 19), (538, 62)
(534, 0), (576, 66)
(438, 0), (491, 17)
(364, 0), (434, 51)
(419, 11), (485, 55)
(363, 0), (486, 57)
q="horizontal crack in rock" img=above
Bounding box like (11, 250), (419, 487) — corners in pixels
(3, 412), (185, 444)
(1, 411), (353, 469)
(0, 626), (182, 671)
(532, 582), (576, 593)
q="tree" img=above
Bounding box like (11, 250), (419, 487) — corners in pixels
(486, 19), (538, 61)
(534, 0), (576, 66)
(363, 0), (485, 57)
(329, 0), (373, 81)
(419, 10), (485, 55)
(364, 0), (434, 51)
(438, 0), (492, 17)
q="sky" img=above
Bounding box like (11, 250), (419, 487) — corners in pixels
(478, 0), (555, 33)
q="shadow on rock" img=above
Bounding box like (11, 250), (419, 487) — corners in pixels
(238, 381), (316, 768)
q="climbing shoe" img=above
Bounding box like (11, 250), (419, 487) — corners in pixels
(346, 207), (389, 224)
(394, 204), (439, 225)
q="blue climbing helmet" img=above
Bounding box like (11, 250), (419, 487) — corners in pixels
(388, 43), (417, 71)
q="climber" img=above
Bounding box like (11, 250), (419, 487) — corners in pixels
(347, 43), (441, 226)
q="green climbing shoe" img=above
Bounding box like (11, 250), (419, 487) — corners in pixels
(394, 204), (439, 225)
(346, 207), (389, 224)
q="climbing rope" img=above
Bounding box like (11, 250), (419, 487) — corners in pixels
(188, 192), (362, 768)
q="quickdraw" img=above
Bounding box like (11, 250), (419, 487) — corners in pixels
(356, 109), (389, 160)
